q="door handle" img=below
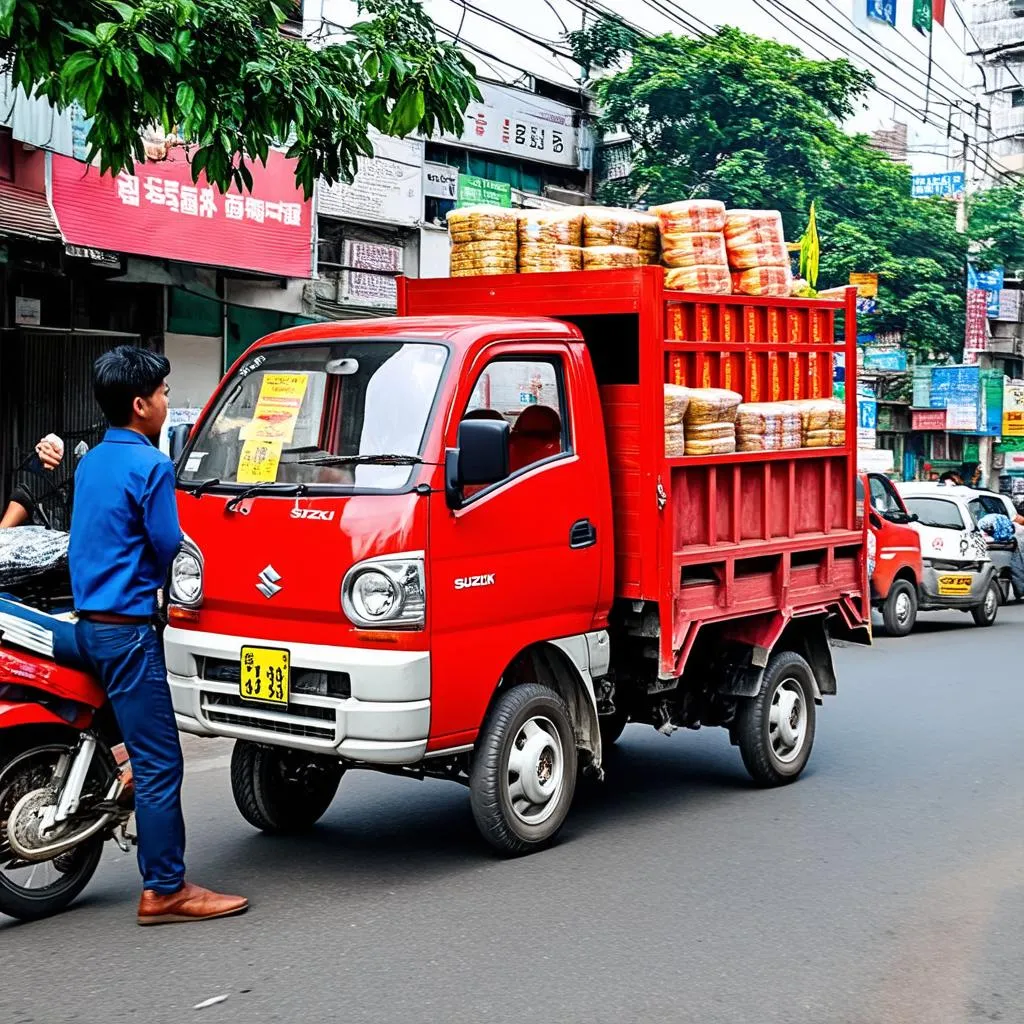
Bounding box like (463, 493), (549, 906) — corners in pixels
(569, 518), (597, 549)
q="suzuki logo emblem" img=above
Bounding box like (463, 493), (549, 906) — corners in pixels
(256, 565), (282, 599)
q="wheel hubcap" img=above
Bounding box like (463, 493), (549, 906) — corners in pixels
(506, 716), (564, 826)
(985, 589), (997, 617)
(769, 679), (807, 765)
(894, 592), (911, 624)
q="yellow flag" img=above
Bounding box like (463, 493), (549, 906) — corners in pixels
(799, 201), (820, 290)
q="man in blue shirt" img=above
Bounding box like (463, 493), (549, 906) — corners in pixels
(71, 346), (247, 925)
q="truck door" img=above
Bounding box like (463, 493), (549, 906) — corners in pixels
(427, 345), (604, 748)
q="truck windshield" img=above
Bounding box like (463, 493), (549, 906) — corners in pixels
(178, 340), (447, 492)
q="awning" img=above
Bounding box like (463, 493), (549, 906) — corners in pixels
(0, 182), (60, 241)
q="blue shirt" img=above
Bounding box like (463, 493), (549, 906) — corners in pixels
(69, 428), (182, 616)
(978, 512), (1015, 543)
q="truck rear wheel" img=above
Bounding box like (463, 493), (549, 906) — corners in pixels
(230, 741), (343, 835)
(469, 683), (578, 856)
(735, 651), (817, 787)
(882, 580), (917, 637)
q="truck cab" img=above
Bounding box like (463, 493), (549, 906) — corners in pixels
(166, 268), (869, 854)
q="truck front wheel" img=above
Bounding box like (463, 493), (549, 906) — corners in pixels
(470, 683), (578, 856)
(230, 741), (344, 835)
(735, 651), (817, 787)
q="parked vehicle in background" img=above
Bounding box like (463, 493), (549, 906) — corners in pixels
(897, 483), (999, 628)
(860, 473), (922, 637)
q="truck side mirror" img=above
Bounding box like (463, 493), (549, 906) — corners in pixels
(445, 418), (510, 509)
(168, 423), (193, 465)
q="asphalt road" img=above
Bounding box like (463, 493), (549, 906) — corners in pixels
(3, 607), (1023, 1024)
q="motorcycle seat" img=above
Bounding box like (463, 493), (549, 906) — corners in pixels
(0, 595), (89, 671)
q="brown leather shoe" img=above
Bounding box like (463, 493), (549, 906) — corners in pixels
(137, 882), (248, 926)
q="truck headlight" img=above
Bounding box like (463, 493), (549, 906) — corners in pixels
(342, 554), (425, 630)
(169, 535), (204, 608)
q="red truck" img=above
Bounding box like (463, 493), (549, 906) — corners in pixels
(165, 267), (869, 854)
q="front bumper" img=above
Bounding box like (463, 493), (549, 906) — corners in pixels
(165, 626), (430, 764)
(918, 563), (994, 610)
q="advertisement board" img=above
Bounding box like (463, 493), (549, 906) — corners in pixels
(49, 149), (313, 278)
(910, 171), (965, 198)
(1003, 380), (1024, 438)
(441, 82), (577, 168)
(457, 174), (512, 208)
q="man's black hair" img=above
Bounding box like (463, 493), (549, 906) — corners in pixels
(938, 470), (961, 484)
(93, 346), (171, 427)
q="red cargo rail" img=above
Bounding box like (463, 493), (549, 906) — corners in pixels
(399, 266), (868, 677)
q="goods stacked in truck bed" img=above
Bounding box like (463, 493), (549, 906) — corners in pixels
(653, 201), (732, 295)
(518, 210), (583, 273)
(447, 207), (518, 277)
(725, 210), (792, 297)
(735, 402), (802, 452)
(793, 398), (846, 448)
(582, 208), (660, 270)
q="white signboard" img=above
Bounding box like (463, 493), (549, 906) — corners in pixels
(14, 296), (41, 326)
(424, 162), (457, 201)
(441, 82), (577, 168)
(998, 289), (1022, 322)
(318, 130), (424, 227)
(339, 239), (403, 310)
(857, 448), (895, 474)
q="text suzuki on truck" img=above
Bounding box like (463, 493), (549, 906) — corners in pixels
(166, 267), (870, 854)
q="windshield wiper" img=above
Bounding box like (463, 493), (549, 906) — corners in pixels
(225, 483), (307, 514)
(180, 477), (222, 499)
(296, 454), (423, 467)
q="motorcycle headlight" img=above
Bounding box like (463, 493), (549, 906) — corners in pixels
(342, 554), (425, 630)
(169, 536), (204, 608)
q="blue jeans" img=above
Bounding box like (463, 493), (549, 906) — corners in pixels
(76, 621), (186, 894)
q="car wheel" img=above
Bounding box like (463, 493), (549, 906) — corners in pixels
(971, 582), (1000, 628)
(882, 580), (918, 637)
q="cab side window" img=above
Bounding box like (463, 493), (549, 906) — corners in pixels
(869, 476), (902, 516)
(464, 358), (569, 479)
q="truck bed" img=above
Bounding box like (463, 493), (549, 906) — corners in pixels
(399, 267), (868, 676)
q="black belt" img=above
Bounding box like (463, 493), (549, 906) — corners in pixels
(78, 612), (153, 626)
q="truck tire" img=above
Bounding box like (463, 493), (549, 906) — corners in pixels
(230, 741), (343, 835)
(971, 582), (1000, 627)
(735, 650), (817, 787)
(470, 683), (578, 856)
(881, 580), (917, 637)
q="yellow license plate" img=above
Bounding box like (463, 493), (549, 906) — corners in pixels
(937, 574), (972, 597)
(239, 646), (290, 705)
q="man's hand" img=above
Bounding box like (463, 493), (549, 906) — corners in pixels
(36, 435), (64, 472)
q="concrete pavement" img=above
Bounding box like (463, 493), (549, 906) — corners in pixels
(2, 607), (1022, 1024)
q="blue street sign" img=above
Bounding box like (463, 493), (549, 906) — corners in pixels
(856, 297), (878, 315)
(867, 0), (897, 27)
(968, 264), (1004, 318)
(863, 349), (908, 372)
(910, 171), (965, 198)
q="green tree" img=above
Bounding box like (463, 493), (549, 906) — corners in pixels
(0, 0), (478, 196)
(577, 23), (968, 361)
(968, 183), (1024, 274)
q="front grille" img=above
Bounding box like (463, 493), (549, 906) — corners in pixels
(199, 657), (351, 698)
(200, 691), (336, 740)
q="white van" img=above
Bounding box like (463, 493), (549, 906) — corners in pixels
(896, 483), (999, 627)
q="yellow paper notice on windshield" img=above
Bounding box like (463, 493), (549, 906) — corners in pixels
(237, 439), (282, 484)
(240, 373), (309, 444)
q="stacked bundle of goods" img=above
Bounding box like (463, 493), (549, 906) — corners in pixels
(652, 200), (731, 295)
(664, 384), (690, 457)
(518, 210), (583, 273)
(581, 208), (661, 270)
(725, 210), (792, 297)
(447, 207), (518, 277)
(735, 403), (802, 452)
(793, 398), (846, 448)
(662, 386), (742, 455)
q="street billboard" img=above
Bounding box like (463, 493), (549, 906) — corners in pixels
(48, 149), (313, 278)
(910, 171), (965, 198)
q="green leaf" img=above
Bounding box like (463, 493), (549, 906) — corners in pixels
(154, 42), (177, 65)
(176, 81), (195, 118)
(136, 34), (156, 56)
(104, 1), (135, 23)
(95, 22), (118, 44)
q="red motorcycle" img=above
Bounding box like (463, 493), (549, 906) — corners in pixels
(0, 596), (135, 920)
